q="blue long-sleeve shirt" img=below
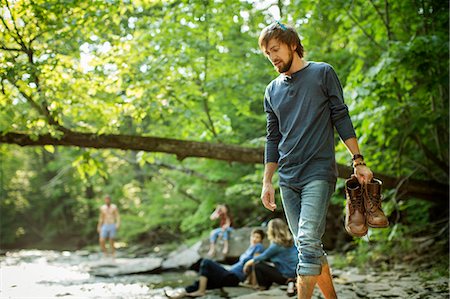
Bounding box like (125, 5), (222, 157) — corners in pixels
(253, 242), (298, 278)
(264, 62), (356, 188)
(229, 243), (265, 281)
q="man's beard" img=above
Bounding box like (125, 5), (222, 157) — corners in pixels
(275, 50), (294, 73)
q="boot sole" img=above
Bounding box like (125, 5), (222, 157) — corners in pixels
(345, 225), (368, 237)
(367, 222), (389, 228)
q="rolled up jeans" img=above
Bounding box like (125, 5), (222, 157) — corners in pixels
(210, 227), (233, 242)
(280, 180), (335, 276)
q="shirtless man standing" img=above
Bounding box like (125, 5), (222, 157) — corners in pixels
(97, 195), (120, 258)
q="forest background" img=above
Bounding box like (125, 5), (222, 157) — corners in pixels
(0, 0), (448, 273)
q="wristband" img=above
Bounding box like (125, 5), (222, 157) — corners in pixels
(353, 161), (367, 168)
(352, 154), (364, 161)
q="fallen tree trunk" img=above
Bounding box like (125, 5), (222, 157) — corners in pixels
(1, 131), (448, 201)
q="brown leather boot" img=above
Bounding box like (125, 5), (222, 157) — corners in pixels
(345, 175), (368, 237)
(364, 178), (389, 228)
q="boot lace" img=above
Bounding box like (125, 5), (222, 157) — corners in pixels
(350, 190), (364, 212)
(365, 186), (381, 211)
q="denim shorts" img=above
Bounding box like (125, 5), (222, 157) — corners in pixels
(280, 180), (335, 276)
(100, 224), (117, 239)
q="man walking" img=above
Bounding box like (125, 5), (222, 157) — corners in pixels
(259, 22), (373, 299)
(97, 195), (120, 258)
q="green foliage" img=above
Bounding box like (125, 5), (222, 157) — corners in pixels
(0, 0), (448, 254)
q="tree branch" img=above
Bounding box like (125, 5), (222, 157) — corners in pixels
(0, 131), (263, 163)
(368, 0), (386, 26)
(2, 2), (58, 133)
(0, 13), (20, 46)
(6, 1), (25, 44)
(0, 130), (447, 201)
(5, 59), (68, 133)
(411, 134), (449, 173)
(4, 0), (27, 50)
(149, 161), (229, 185)
(200, 0), (219, 140)
(110, 151), (229, 185)
(344, 9), (385, 50)
(12, 82), (68, 132)
(368, 0), (393, 40)
(0, 45), (22, 52)
(161, 175), (201, 204)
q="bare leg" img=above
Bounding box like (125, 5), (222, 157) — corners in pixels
(222, 240), (229, 255)
(317, 263), (337, 299)
(187, 276), (207, 296)
(245, 267), (259, 289)
(99, 237), (107, 256)
(207, 242), (215, 256)
(109, 238), (115, 258)
(297, 275), (318, 299)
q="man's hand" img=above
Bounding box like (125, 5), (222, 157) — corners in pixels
(261, 183), (276, 211)
(354, 165), (373, 185)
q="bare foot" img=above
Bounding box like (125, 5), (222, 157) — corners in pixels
(222, 242), (229, 255)
(186, 290), (205, 297)
(239, 282), (259, 289)
(164, 288), (187, 299)
(207, 249), (215, 257)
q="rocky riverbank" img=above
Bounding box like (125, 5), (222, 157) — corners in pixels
(160, 255), (449, 299)
(1, 226), (448, 298)
(1, 248), (448, 299)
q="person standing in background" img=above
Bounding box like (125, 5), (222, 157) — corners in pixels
(97, 195), (120, 258)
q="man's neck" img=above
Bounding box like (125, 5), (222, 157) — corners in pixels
(284, 56), (306, 76)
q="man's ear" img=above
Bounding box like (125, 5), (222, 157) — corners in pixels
(290, 43), (297, 52)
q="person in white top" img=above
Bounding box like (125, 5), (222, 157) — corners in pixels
(97, 195), (120, 257)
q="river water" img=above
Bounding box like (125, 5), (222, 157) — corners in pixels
(0, 249), (195, 299)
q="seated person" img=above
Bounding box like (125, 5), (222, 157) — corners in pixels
(243, 218), (297, 290)
(208, 204), (233, 256)
(166, 228), (265, 298)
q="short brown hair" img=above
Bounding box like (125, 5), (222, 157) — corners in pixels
(252, 228), (265, 241)
(258, 22), (304, 58)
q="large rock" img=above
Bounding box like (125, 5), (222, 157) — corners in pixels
(84, 256), (163, 277)
(162, 227), (270, 270)
(198, 227), (270, 260)
(233, 287), (287, 298)
(162, 242), (202, 270)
